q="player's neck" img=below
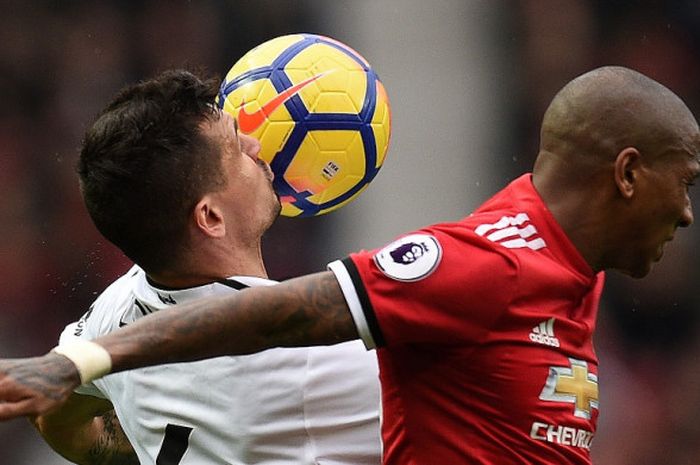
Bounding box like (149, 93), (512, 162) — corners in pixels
(532, 170), (608, 273)
(146, 242), (268, 289)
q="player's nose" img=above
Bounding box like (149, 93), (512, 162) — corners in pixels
(679, 202), (693, 228)
(239, 133), (261, 160)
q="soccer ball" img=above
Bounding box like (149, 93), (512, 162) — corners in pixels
(217, 33), (391, 217)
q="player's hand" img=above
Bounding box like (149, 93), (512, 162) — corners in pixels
(0, 353), (81, 420)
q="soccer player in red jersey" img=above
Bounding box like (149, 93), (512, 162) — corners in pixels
(1, 66), (699, 465)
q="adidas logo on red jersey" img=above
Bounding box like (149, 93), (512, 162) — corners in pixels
(474, 213), (546, 250)
(529, 318), (560, 347)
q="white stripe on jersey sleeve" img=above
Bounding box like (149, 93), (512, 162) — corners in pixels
(327, 260), (377, 350)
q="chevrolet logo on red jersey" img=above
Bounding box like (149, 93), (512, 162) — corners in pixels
(539, 358), (599, 420)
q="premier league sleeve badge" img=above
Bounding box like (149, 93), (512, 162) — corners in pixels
(373, 234), (442, 282)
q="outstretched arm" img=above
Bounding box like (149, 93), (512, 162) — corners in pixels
(0, 271), (359, 419)
(105, 271), (357, 371)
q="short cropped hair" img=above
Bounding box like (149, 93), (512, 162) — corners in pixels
(78, 70), (226, 273)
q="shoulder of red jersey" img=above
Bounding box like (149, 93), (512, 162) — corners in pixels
(464, 211), (548, 252)
(333, 219), (525, 349)
(407, 210), (548, 259)
(368, 214), (531, 285)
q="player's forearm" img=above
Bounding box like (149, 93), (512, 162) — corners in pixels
(34, 396), (138, 465)
(83, 410), (139, 465)
(99, 271), (358, 373)
(36, 413), (138, 465)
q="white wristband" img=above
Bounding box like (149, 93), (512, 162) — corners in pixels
(52, 339), (113, 384)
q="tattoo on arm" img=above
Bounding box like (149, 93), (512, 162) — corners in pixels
(88, 410), (139, 465)
(270, 271), (358, 346)
(9, 354), (81, 401)
(101, 271), (359, 373)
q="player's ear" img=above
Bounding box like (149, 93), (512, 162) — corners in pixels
(613, 147), (641, 199)
(193, 195), (226, 238)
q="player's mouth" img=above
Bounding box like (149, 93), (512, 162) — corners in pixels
(654, 249), (664, 262)
(654, 236), (674, 261)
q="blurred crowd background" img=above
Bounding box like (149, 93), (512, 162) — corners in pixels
(2, 1), (700, 463)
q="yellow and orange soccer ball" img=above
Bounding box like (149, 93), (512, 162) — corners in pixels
(217, 34), (391, 217)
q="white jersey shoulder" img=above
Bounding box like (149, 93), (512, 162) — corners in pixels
(58, 265), (381, 465)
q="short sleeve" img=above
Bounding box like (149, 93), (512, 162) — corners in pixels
(329, 226), (519, 348)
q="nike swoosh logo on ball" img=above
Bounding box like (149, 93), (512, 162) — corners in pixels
(238, 73), (326, 133)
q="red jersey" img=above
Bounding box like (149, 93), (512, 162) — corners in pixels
(328, 174), (604, 465)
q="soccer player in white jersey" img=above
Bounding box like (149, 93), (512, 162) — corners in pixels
(29, 70), (381, 465)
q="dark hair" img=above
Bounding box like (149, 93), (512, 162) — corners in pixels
(78, 70), (226, 273)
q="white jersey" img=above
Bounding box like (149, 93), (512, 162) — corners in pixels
(59, 265), (381, 465)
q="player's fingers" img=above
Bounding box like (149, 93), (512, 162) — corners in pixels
(0, 398), (40, 420)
